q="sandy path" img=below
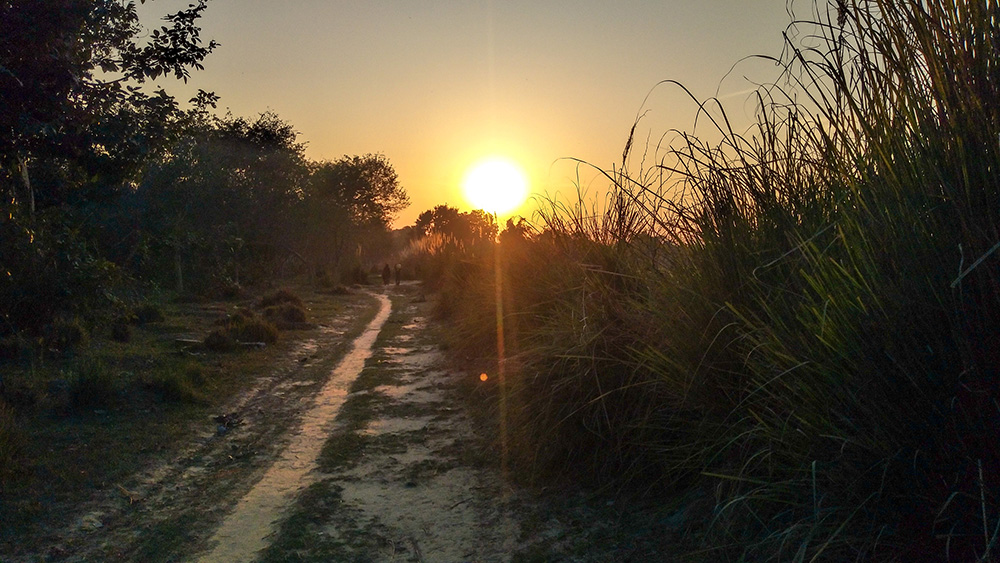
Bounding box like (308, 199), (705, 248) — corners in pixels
(256, 289), (522, 562)
(196, 292), (392, 562)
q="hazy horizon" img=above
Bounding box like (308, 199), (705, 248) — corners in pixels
(137, 1), (797, 226)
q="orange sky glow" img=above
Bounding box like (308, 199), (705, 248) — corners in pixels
(138, 1), (795, 227)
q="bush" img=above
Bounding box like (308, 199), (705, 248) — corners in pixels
(263, 303), (308, 324)
(209, 280), (244, 301)
(44, 319), (89, 354)
(68, 359), (118, 410)
(132, 303), (165, 325)
(0, 336), (28, 362)
(204, 329), (237, 352)
(110, 319), (131, 343)
(206, 309), (278, 351)
(142, 364), (207, 403)
(259, 288), (304, 310)
(228, 317), (279, 344)
(340, 265), (369, 285)
(316, 270), (336, 288)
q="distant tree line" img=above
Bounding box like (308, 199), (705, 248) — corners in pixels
(0, 1), (408, 335)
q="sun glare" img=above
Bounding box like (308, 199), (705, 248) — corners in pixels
(462, 157), (529, 215)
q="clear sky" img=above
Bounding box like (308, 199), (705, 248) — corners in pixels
(138, 1), (796, 227)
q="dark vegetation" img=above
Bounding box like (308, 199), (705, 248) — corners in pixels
(6, 0), (998, 560)
(0, 0), (408, 550)
(408, 2), (1000, 561)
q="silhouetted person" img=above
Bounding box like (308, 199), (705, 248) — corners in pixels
(394, 263), (402, 285)
(381, 263), (391, 285)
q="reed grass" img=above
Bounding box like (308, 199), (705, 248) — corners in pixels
(439, 1), (1000, 559)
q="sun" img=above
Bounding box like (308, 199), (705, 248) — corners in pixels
(461, 156), (529, 215)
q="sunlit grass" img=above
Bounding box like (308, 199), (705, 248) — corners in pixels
(436, 1), (1000, 559)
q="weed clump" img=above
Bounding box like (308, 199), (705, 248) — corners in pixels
(0, 336), (28, 362)
(44, 319), (88, 355)
(110, 319), (131, 343)
(142, 364), (207, 403)
(68, 359), (118, 410)
(204, 329), (237, 352)
(205, 309), (278, 351)
(260, 288), (305, 310)
(263, 303), (308, 325)
(229, 318), (278, 344)
(131, 303), (165, 325)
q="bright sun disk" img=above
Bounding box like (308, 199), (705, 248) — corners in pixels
(462, 157), (529, 215)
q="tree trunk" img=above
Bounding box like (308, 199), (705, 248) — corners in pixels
(174, 242), (184, 293)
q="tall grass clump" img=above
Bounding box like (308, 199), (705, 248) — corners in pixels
(443, 1), (1000, 560)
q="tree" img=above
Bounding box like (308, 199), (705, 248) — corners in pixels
(299, 154), (409, 276)
(413, 205), (498, 249)
(0, 0), (217, 332)
(0, 0), (218, 215)
(136, 111), (308, 292)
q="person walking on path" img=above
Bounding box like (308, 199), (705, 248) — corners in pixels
(394, 263), (402, 286)
(381, 264), (391, 285)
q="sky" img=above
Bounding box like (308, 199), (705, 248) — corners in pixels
(138, 1), (799, 227)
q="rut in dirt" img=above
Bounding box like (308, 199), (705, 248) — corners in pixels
(196, 292), (391, 563)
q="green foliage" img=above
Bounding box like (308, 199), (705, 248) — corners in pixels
(297, 154), (408, 276)
(0, 336), (27, 362)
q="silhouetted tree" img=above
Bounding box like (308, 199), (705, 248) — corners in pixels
(299, 154), (409, 278)
(0, 0), (217, 331)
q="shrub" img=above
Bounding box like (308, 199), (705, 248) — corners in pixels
(44, 319), (89, 354)
(132, 303), (165, 325)
(0, 336), (27, 362)
(210, 280), (244, 300)
(316, 270), (336, 288)
(327, 284), (351, 295)
(340, 265), (369, 285)
(68, 359), (118, 410)
(204, 329), (237, 352)
(228, 317), (278, 344)
(110, 319), (131, 343)
(259, 288), (304, 310)
(142, 364), (207, 403)
(262, 303), (308, 324)
(206, 309), (279, 351)
(0, 377), (39, 410)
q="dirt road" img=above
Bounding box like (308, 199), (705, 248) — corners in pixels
(26, 285), (520, 562)
(195, 286), (519, 561)
(17, 283), (674, 562)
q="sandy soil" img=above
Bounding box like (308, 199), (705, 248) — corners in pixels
(261, 289), (522, 562)
(19, 285), (524, 562)
(15, 283), (677, 562)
